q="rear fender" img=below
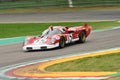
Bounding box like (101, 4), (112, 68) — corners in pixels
(82, 23), (92, 37)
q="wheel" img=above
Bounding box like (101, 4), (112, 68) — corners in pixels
(78, 31), (86, 43)
(59, 37), (65, 48)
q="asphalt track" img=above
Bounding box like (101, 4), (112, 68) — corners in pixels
(0, 9), (120, 68)
(0, 9), (120, 22)
(0, 28), (120, 68)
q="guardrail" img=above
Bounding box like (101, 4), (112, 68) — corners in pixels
(0, 0), (120, 9)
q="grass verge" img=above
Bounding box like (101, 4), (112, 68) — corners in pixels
(0, 20), (120, 38)
(0, 6), (120, 14)
(45, 52), (120, 72)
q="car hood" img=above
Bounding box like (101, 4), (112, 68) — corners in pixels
(24, 36), (51, 45)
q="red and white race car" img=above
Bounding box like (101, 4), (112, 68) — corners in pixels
(23, 23), (92, 51)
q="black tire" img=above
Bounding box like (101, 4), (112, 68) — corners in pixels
(59, 37), (65, 48)
(78, 31), (86, 43)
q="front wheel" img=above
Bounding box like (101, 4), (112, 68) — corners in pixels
(59, 37), (65, 48)
(78, 31), (86, 43)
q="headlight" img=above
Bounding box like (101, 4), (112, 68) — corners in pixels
(24, 39), (29, 45)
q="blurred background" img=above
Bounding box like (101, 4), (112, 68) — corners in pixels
(0, 0), (120, 9)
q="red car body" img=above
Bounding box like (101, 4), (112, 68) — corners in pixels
(23, 23), (92, 51)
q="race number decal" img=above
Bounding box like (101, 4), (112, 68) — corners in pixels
(67, 34), (72, 43)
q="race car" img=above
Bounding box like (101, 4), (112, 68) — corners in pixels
(23, 23), (92, 51)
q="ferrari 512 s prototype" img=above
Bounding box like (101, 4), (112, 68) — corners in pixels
(23, 23), (92, 51)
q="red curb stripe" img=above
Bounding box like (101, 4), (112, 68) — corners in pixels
(5, 62), (110, 79)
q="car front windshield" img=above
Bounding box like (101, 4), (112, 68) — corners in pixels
(41, 28), (61, 37)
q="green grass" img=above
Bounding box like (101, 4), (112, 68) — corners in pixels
(45, 52), (120, 72)
(0, 21), (120, 38)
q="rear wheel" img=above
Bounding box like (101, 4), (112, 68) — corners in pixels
(59, 37), (65, 48)
(78, 31), (86, 43)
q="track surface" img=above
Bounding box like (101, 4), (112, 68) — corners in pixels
(0, 28), (120, 67)
(0, 9), (120, 68)
(0, 9), (120, 22)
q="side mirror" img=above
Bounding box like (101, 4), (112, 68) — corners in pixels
(65, 27), (69, 29)
(49, 26), (53, 31)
